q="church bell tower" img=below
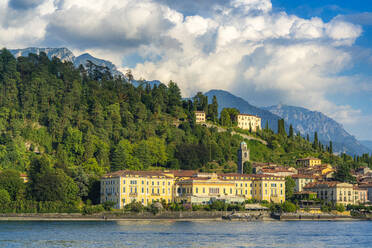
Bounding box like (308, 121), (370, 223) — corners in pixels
(238, 141), (249, 174)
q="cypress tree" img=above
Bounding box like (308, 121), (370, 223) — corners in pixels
(329, 141), (333, 154)
(277, 119), (286, 136)
(313, 132), (318, 149)
(289, 124), (294, 138)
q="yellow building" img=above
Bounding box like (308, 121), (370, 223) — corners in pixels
(291, 174), (317, 192)
(101, 170), (286, 208)
(194, 111), (206, 124)
(175, 173), (244, 204)
(220, 174), (286, 203)
(101, 171), (174, 209)
(296, 157), (322, 167)
(236, 114), (261, 132)
(304, 181), (368, 206)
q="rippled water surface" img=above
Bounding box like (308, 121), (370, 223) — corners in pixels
(0, 220), (371, 247)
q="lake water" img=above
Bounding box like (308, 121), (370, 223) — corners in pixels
(0, 220), (371, 247)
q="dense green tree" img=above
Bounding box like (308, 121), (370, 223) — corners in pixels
(0, 169), (25, 200)
(220, 109), (231, 126)
(28, 155), (79, 202)
(243, 161), (253, 174)
(285, 176), (296, 199)
(111, 139), (140, 171)
(0, 188), (10, 211)
(334, 164), (356, 183)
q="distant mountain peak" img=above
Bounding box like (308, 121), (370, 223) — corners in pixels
(9, 47), (124, 78)
(263, 104), (371, 155)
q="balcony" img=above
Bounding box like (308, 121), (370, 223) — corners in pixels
(129, 192), (138, 196)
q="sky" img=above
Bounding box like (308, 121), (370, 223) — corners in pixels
(1, 0), (372, 140)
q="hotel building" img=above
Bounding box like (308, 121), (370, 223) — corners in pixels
(236, 114), (261, 132)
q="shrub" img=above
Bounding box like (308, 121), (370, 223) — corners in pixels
(335, 204), (345, 212)
(282, 201), (297, 213)
(102, 201), (116, 211)
(82, 204), (104, 215)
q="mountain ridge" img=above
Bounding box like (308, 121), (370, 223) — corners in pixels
(262, 104), (371, 155)
(9, 47), (125, 78)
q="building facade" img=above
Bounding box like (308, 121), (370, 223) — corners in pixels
(175, 173), (244, 204)
(291, 174), (317, 192)
(358, 183), (372, 202)
(100, 171), (174, 208)
(296, 158), (322, 167)
(194, 111), (206, 124)
(101, 170), (286, 208)
(220, 174), (286, 203)
(236, 114), (261, 132)
(304, 182), (368, 205)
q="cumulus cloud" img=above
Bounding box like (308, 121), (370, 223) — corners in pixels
(0, 0), (369, 137)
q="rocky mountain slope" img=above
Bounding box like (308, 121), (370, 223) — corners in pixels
(263, 105), (371, 155)
(10, 47), (124, 77)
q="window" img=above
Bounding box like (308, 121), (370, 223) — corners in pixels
(196, 188), (198, 193)
(203, 188), (205, 193)
(209, 188), (219, 194)
(123, 180), (126, 184)
(130, 180), (137, 185)
(141, 188), (144, 193)
(123, 187), (125, 193)
(142, 181), (144, 184)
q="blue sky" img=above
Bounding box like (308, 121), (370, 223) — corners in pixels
(0, 0), (372, 140)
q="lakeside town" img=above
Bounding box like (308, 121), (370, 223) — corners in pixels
(99, 111), (372, 219)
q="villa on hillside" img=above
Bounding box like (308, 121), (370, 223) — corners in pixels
(236, 114), (261, 132)
(194, 111), (206, 124)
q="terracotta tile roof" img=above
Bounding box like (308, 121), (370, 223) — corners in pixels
(358, 183), (372, 188)
(297, 157), (321, 161)
(219, 173), (285, 180)
(261, 168), (293, 173)
(103, 170), (173, 179)
(291, 174), (316, 179)
(303, 181), (352, 189)
(167, 170), (197, 177)
(237, 113), (260, 117)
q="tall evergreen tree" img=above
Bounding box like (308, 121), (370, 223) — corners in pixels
(277, 119), (286, 136)
(289, 124), (294, 138)
(313, 132), (318, 149)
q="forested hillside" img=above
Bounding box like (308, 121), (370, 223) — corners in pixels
(0, 48), (371, 211)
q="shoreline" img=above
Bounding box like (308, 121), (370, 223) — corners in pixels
(0, 212), (369, 222)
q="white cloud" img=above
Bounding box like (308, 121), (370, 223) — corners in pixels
(0, 0), (368, 138)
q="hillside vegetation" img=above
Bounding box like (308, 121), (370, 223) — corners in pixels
(0, 48), (370, 210)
